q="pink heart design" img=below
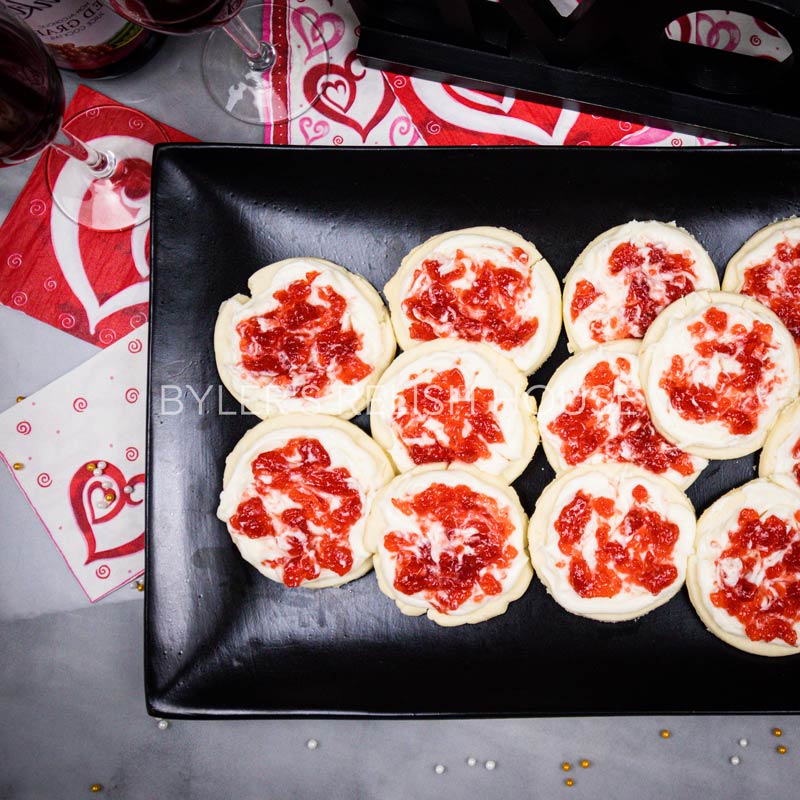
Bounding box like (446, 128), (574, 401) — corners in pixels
(299, 117), (330, 145)
(292, 7), (345, 62)
(304, 52), (395, 142)
(70, 460), (145, 564)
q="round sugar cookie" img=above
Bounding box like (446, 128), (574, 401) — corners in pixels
(528, 463), (696, 622)
(687, 475), (800, 657)
(217, 414), (394, 589)
(370, 339), (538, 482)
(563, 220), (718, 352)
(723, 217), (800, 350)
(215, 258), (395, 419)
(538, 339), (706, 489)
(365, 464), (532, 626)
(639, 290), (800, 460)
(384, 226), (561, 375)
(759, 397), (800, 488)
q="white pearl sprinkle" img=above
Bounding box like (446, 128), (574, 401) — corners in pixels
(93, 469), (104, 477)
(434, 764), (445, 775)
(96, 500), (109, 509)
(102, 481), (112, 489)
(97, 461), (107, 469)
(730, 755), (740, 766)
(306, 739), (319, 750)
(466, 757), (477, 767)
(484, 760), (497, 771)
(739, 738), (748, 748)
(157, 719), (169, 730)
(123, 485), (134, 494)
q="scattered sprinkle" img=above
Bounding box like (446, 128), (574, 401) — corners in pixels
(738, 738), (748, 748)
(561, 762), (572, 772)
(660, 730), (671, 739)
(777, 745), (787, 755)
(773, 728), (783, 738)
(157, 719), (169, 730)
(12, 462), (23, 471)
(484, 760), (497, 771)
(580, 759), (591, 769)
(434, 764), (445, 775)
(466, 757), (477, 767)
(565, 778), (574, 787)
(730, 756), (740, 766)
(306, 739), (319, 750)
(90, 785), (102, 794)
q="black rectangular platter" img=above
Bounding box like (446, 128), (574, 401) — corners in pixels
(146, 145), (800, 718)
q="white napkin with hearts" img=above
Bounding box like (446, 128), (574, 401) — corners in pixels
(0, 326), (147, 601)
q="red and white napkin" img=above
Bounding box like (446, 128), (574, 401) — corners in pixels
(264, 0), (787, 147)
(0, 326), (148, 602)
(0, 87), (196, 601)
(0, 86), (196, 348)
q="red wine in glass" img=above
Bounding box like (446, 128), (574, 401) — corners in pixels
(0, 13), (65, 167)
(106, 0), (245, 35)
(0, 5), (167, 230)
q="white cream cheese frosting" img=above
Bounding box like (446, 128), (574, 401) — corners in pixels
(639, 291), (800, 460)
(563, 220), (718, 352)
(370, 339), (538, 482)
(217, 414), (394, 589)
(366, 464), (532, 625)
(385, 227), (562, 375)
(688, 475), (800, 656)
(538, 339), (706, 489)
(215, 258), (395, 419)
(529, 463), (696, 622)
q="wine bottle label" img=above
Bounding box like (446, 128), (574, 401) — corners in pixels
(1, 0), (147, 70)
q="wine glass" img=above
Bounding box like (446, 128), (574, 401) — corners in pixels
(0, 6), (166, 232)
(103, 0), (330, 125)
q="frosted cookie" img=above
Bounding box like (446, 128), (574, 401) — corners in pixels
(370, 339), (538, 482)
(687, 476), (800, 657)
(639, 291), (800, 460)
(529, 463), (696, 622)
(538, 340), (706, 489)
(384, 226), (561, 375)
(759, 398), (800, 488)
(366, 464), (532, 625)
(723, 218), (800, 349)
(217, 414), (394, 588)
(563, 220), (718, 352)
(215, 258), (395, 419)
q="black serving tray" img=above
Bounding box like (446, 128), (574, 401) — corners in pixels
(146, 145), (800, 718)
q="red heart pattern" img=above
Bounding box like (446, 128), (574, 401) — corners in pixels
(69, 460), (145, 564)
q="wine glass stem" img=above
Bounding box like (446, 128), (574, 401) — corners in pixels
(50, 127), (117, 179)
(222, 14), (276, 71)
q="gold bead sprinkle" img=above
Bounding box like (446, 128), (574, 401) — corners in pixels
(15, 396), (25, 403)
(580, 759), (591, 769)
(136, 581), (144, 592)
(561, 762), (572, 772)
(773, 728), (783, 737)
(13, 462), (23, 471)
(660, 729), (671, 739)
(90, 785), (102, 793)
(104, 493), (115, 502)
(565, 778), (574, 787)
(87, 463), (96, 472)
(777, 745), (787, 755)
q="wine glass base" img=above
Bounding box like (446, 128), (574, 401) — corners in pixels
(46, 106), (167, 232)
(202, 3), (330, 126)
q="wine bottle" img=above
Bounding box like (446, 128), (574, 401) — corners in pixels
(0, 0), (164, 78)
